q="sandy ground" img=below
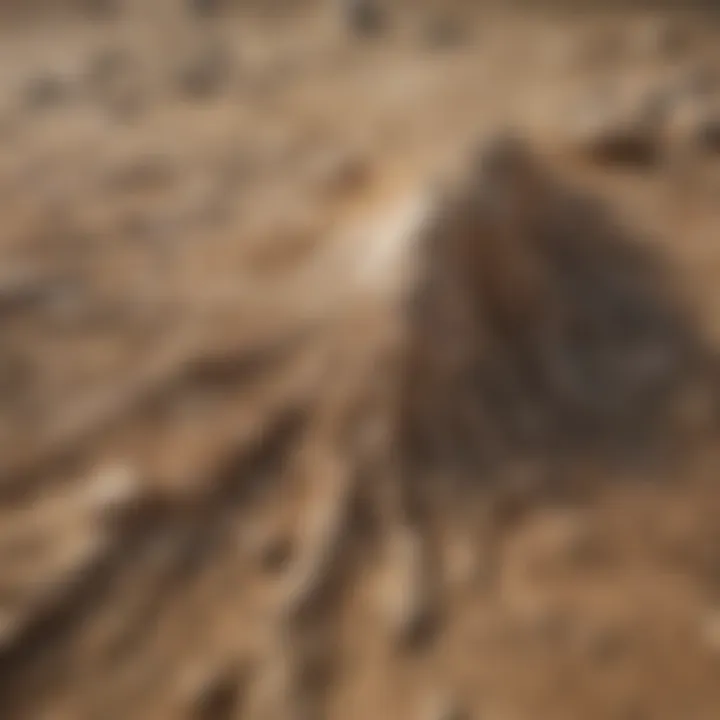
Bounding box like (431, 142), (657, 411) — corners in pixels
(2, 1), (720, 719)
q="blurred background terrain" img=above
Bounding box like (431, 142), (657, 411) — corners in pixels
(2, 1), (720, 718)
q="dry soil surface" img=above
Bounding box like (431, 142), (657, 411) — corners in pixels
(2, 2), (720, 719)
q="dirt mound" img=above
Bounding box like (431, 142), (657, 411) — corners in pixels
(401, 137), (706, 476)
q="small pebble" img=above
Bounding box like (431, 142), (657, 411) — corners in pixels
(105, 154), (176, 193)
(342, 0), (384, 37)
(569, 108), (661, 168)
(85, 462), (143, 517)
(377, 525), (438, 651)
(422, 15), (465, 50)
(85, 47), (132, 93)
(22, 73), (72, 111)
(241, 523), (294, 573)
(187, 663), (246, 720)
(0, 271), (64, 316)
(578, 621), (631, 664)
(83, 0), (120, 19)
(187, 0), (224, 19)
(176, 46), (234, 100)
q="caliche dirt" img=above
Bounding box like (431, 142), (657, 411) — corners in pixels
(2, 2), (720, 719)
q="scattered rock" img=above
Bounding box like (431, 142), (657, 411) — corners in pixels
(261, 537), (294, 573)
(176, 45), (234, 100)
(104, 83), (147, 123)
(85, 49), (147, 122)
(341, 0), (384, 37)
(22, 73), (72, 111)
(187, 0), (224, 19)
(82, 0), (120, 20)
(105, 154), (177, 193)
(85, 47), (132, 94)
(564, 86), (673, 168)
(422, 15), (465, 50)
(569, 107), (661, 168)
(0, 271), (66, 317)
